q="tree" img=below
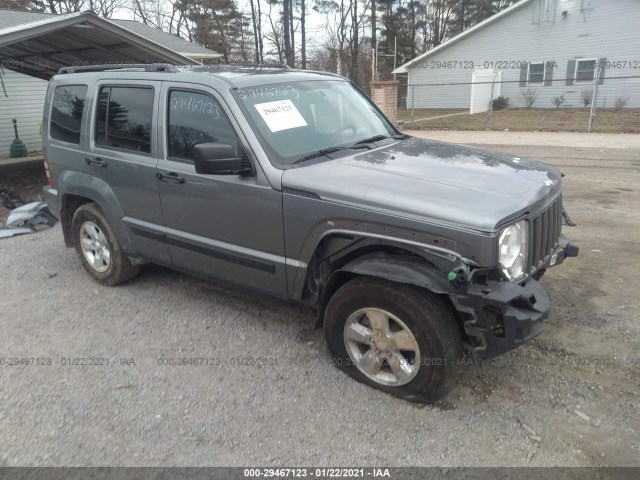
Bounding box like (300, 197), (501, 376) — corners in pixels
(371, 0), (376, 79)
(426, 0), (455, 48)
(188, 0), (243, 63)
(451, 0), (518, 35)
(300, 0), (306, 68)
(132, 0), (193, 38)
(248, 0), (264, 63)
(282, 0), (295, 67)
(0, 0), (84, 13)
(264, 0), (284, 62)
(87, 0), (127, 18)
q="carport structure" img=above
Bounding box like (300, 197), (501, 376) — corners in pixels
(0, 10), (202, 80)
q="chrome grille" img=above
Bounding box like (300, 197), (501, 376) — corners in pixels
(529, 194), (562, 271)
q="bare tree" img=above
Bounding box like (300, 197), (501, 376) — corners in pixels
(371, 0), (376, 79)
(88, 0), (128, 18)
(282, 0), (294, 66)
(249, 0), (264, 63)
(300, 0), (306, 68)
(351, 0), (358, 83)
(130, 0), (192, 39)
(427, 0), (456, 48)
(264, 0), (284, 63)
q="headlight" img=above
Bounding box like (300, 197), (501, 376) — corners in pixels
(498, 220), (528, 281)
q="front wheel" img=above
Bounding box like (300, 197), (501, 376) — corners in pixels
(71, 203), (140, 286)
(324, 277), (462, 403)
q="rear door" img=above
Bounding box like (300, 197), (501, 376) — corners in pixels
(156, 82), (287, 298)
(86, 80), (169, 263)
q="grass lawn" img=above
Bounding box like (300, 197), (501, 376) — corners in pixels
(397, 107), (640, 133)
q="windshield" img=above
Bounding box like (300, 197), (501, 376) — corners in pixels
(232, 80), (397, 167)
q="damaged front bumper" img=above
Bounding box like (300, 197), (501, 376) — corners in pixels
(453, 239), (579, 359)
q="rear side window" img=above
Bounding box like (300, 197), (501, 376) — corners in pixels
(167, 90), (238, 162)
(96, 86), (153, 153)
(50, 85), (87, 144)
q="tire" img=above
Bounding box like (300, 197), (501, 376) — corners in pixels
(324, 277), (462, 403)
(71, 203), (140, 286)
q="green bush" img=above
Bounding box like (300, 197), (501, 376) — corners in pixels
(492, 96), (510, 110)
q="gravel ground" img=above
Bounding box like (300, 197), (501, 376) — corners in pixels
(0, 146), (638, 467)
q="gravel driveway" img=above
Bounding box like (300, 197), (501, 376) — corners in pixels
(0, 145), (638, 467)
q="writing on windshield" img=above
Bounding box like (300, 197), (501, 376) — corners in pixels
(233, 80), (395, 167)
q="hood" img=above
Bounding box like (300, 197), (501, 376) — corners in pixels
(282, 137), (562, 231)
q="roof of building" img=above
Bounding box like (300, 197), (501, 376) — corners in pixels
(109, 19), (219, 58)
(393, 0), (534, 74)
(0, 10), (220, 79)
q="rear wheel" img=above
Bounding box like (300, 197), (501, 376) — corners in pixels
(324, 277), (462, 403)
(71, 203), (140, 285)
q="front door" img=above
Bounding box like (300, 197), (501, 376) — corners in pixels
(156, 82), (287, 298)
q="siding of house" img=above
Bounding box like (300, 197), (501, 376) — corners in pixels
(406, 0), (640, 109)
(0, 69), (48, 154)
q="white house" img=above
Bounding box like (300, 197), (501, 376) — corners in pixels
(394, 0), (640, 110)
(0, 10), (220, 156)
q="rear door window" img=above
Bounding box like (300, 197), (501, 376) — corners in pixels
(95, 86), (154, 153)
(50, 85), (87, 144)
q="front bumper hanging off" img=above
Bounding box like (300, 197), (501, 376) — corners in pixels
(453, 239), (579, 359)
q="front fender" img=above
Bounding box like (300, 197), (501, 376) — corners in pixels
(339, 251), (452, 295)
(313, 250), (468, 328)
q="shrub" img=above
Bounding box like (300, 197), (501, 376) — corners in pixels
(492, 96), (510, 110)
(614, 97), (628, 111)
(520, 88), (538, 108)
(581, 88), (594, 107)
(552, 94), (566, 108)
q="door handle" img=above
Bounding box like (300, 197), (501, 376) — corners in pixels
(156, 172), (185, 184)
(85, 157), (107, 167)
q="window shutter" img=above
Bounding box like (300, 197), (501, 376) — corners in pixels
(544, 61), (554, 86)
(520, 63), (528, 87)
(598, 57), (607, 85)
(566, 60), (576, 86)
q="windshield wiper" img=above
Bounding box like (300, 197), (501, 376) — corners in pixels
(291, 134), (409, 166)
(291, 144), (370, 166)
(354, 134), (410, 145)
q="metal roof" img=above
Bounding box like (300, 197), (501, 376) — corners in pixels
(0, 9), (55, 29)
(109, 19), (220, 59)
(0, 10), (220, 79)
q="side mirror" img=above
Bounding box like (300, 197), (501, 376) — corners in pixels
(193, 143), (253, 175)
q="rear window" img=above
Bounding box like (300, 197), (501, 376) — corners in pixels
(50, 85), (87, 144)
(96, 86), (154, 154)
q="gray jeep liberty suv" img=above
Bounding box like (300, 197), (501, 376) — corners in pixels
(42, 64), (578, 403)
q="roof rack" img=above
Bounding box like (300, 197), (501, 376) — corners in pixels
(223, 63), (292, 69)
(57, 63), (178, 74)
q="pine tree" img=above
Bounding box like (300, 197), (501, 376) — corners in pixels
(189, 0), (243, 63)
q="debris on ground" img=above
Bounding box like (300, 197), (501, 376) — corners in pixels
(0, 200), (57, 239)
(0, 187), (25, 209)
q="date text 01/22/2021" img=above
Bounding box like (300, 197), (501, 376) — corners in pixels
(243, 468), (391, 478)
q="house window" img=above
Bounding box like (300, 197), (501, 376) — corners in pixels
(575, 59), (597, 83)
(50, 85), (87, 144)
(528, 62), (545, 84)
(95, 86), (153, 153)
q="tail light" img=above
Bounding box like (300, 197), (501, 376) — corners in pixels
(43, 147), (53, 186)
